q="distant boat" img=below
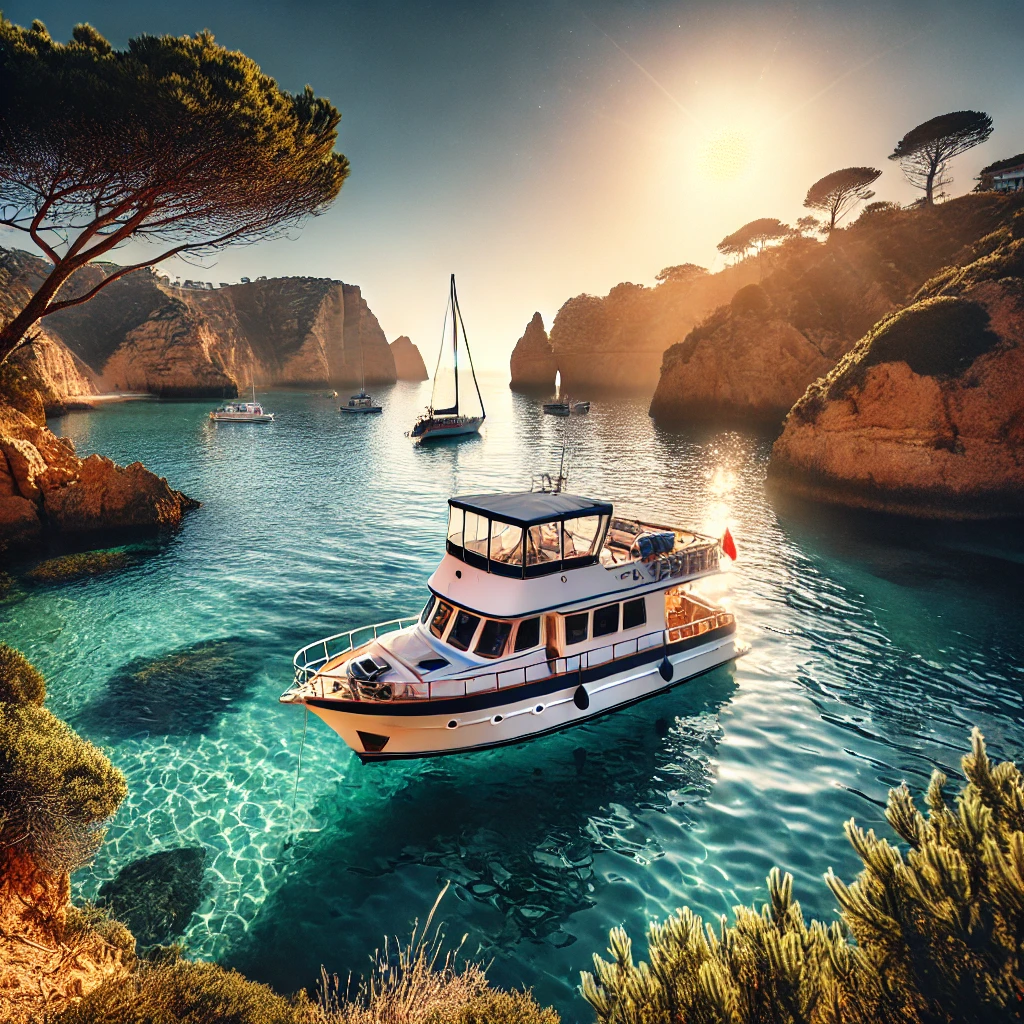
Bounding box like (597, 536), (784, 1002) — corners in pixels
(210, 385), (274, 423)
(572, 401), (590, 414)
(543, 401), (570, 417)
(408, 275), (485, 440)
(341, 391), (382, 414)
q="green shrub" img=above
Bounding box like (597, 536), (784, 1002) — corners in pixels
(0, 700), (127, 873)
(582, 728), (1024, 1024)
(53, 957), (312, 1024)
(0, 642), (46, 704)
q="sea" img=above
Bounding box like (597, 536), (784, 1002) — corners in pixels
(3, 374), (1023, 1020)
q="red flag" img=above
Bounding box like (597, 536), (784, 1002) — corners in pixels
(721, 527), (737, 561)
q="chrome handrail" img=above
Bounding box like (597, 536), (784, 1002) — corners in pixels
(291, 616), (420, 685)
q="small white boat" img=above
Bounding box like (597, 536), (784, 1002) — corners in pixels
(282, 487), (743, 761)
(209, 385), (274, 423)
(409, 275), (485, 441)
(341, 391), (382, 414)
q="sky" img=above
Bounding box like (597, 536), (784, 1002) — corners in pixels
(3, 0), (1024, 370)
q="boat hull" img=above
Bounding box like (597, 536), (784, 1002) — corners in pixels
(306, 629), (740, 761)
(340, 406), (383, 414)
(412, 417), (483, 440)
(209, 413), (274, 422)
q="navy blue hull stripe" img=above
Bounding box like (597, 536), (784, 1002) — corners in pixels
(305, 624), (735, 718)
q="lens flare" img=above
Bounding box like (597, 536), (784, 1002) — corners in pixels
(698, 129), (755, 183)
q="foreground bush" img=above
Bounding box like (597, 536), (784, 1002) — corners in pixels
(582, 728), (1024, 1024)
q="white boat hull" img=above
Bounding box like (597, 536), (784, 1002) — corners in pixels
(210, 413), (274, 422)
(340, 406), (382, 414)
(413, 417), (483, 440)
(306, 631), (740, 761)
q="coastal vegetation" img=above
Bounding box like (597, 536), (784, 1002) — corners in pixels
(802, 167), (882, 236)
(0, 16), (348, 364)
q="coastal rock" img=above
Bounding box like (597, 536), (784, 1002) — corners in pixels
(98, 848), (208, 947)
(509, 313), (557, 391)
(650, 192), (1023, 425)
(0, 404), (197, 550)
(769, 222), (1024, 518)
(390, 335), (429, 381)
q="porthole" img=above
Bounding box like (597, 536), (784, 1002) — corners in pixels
(490, 714), (504, 725)
(532, 704), (544, 715)
(560, 575), (567, 583)
(455, 570), (462, 579)
(447, 719), (458, 729)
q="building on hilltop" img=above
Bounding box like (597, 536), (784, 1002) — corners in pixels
(978, 153), (1024, 192)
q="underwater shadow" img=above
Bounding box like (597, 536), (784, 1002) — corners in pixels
(227, 664), (739, 995)
(75, 637), (264, 741)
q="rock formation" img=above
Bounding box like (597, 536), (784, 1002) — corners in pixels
(769, 212), (1024, 518)
(546, 262), (759, 394)
(0, 403), (197, 551)
(0, 247), (397, 402)
(650, 193), (1023, 425)
(390, 335), (429, 381)
(509, 313), (558, 392)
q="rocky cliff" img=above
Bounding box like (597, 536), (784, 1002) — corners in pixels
(0, 402), (197, 552)
(0, 247), (396, 402)
(509, 313), (558, 391)
(390, 335), (429, 381)
(650, 193), (1023, 425)
(768, 212), (1024, 518)
(536, 262), (759, 394)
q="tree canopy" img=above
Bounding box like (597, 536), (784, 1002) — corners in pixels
(0, 17), (349, 362)
(654, 264), (708, 285)
(717, 218), (791, 260)
(804, 166), (882, 235)
(889, 110), (993, 205)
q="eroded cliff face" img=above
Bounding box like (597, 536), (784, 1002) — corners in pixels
(390, 335), (429, 381)
(769, 219), (1024, 519)
(547, 262), (759, 394)
(650, 193), (1023, 425)
(509, 313), (557, 391)
(0, 248), (396, 400)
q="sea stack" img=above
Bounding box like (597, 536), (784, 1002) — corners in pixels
(509, 312), (558, 392)
(390, 336), (429, 381)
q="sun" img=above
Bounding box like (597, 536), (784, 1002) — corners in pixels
(698, 128), (756, 183)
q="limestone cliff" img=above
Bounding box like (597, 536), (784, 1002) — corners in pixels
(0, 247), (396, 400)
(769, 213), (1024, 519)
(0, 403), (198, 552)
(390, 335), (429, 381)
(509, 313), (557, 391)
(546, 262), (759, 394)
(650, 193), (1023, 425)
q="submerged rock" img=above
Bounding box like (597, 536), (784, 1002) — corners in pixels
(769, 219), (1024, 518)
(509, 313), (558, 392)
(390, 335), (429, 381)
(98, 848), (208, 947)
(77, 638), (262, 739)
(27, 549), (135, 583)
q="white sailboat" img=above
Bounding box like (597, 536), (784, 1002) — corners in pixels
(408, 275), (484, 440)
(340, 331), (382, 414)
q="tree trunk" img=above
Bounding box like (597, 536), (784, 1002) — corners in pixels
(0, 260), (78, 365)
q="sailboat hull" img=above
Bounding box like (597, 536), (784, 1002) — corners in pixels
(412, 416), (483, 440)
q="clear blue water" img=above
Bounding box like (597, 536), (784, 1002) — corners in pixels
(4, 374), (1024, 1020)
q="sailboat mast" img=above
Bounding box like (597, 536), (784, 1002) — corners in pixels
(451, 274), (459, 415)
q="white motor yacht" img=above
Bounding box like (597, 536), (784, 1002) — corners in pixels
(341, 392), (383, 414)
(210, 385), (275, 423)
(282, 489), (743, 761)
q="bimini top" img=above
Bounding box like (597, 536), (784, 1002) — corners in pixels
(449, 491), (613, 528)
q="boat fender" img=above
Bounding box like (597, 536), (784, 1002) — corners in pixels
(573, 685), (590, 710)
(659, 658), (674, 681)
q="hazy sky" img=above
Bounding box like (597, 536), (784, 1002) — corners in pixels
(3, 0), (1024, 369)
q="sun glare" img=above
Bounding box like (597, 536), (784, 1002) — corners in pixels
(698, 128), (756, 183)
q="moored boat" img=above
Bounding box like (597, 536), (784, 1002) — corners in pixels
(341, 391), (383, 414)
(409, 275), (485, 441)
(542, 401), (570, 416)
(210, 385), (274, 422)
(281, 488), (743, 761)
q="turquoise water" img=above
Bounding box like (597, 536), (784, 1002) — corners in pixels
(4, 374), (1024, 1018)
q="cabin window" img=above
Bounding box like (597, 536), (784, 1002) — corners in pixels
(593, 603), (620, 638)
(448, 609), (481, 651)
(489, 520), (524, 572)
(420, 595), (436, 624)
(623, 597), (647, 630)
(513, 617), (541, 652)
(525, 522), (561, 566)
(563, 516), (603, 560)
(475, 619), (513, 658)
(446, 508), (464, 551)
(430, 600), (454, 638)
(464, 513), (489, 557)
(565, 612), (589, 645)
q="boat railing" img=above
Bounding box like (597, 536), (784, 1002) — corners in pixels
(291, 616), (420, 686)
(288, 608), (734, 704)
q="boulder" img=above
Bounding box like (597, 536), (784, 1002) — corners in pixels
(390, 335), (429, 381)
(509, 313), (557, 392)
(769, 225), (1024, 519)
